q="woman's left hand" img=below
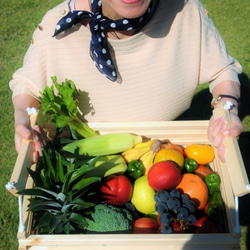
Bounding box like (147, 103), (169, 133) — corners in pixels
(207, 112), (244, 162)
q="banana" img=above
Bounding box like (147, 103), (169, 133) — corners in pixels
(140, 150), (157, 175)
(84, 155), (127, 178)
(121, 139), (161, 175)
(122, 139), (158, 163)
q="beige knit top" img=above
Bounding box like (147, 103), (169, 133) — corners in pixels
(9, 0), (242, 122)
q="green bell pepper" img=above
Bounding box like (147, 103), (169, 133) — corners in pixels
(184, 158), (198, 173)
(205, 173), (221, 195)
(206, 191), (224, 221)
(126, 160), (144, 179)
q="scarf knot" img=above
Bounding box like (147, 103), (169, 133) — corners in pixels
(53, 0), (159, 81)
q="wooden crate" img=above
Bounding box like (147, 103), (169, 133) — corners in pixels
(8, 106), (249, 250)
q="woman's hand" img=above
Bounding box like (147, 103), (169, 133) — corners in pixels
(13, 94), (45, 162)
(209, 80), (244, 161)
(207, 111), (244, 162)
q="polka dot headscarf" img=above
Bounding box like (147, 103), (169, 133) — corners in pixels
(53, 0), (159, 81)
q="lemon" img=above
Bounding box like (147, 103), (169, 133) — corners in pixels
(131, 176), (156, 214)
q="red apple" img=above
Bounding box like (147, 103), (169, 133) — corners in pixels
(147, 161), (181, 191)
(100, 175), (133, 206)
(132, 217), (159, 234)
(192, 215), (225, 233)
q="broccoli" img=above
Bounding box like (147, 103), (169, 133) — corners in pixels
(85, 203), (134, 233)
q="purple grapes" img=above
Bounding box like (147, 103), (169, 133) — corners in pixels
(154, 189), (197, 233)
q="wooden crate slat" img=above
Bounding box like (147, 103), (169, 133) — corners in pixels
(213, 105), (250, 196)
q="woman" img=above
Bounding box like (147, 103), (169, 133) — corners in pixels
(10, 0), (244, 162)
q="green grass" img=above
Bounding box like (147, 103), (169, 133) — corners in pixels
(0, 0), (249, 250)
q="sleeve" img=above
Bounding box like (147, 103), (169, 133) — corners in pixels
(8, 1), (67, 100)
(9, 22), (48, 100)
(197, 1), (242, 92)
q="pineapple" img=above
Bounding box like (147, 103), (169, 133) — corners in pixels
(18, 148), (101, 234)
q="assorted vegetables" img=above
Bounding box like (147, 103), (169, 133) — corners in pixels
(18, 78), (227, 235)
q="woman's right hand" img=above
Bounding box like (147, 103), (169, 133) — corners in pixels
(13, 94), (45, 162)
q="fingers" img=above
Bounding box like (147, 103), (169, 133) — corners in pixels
(208, 112), (244, 162)
(207, 116), (229, 147)
(33, 125), (47, 147)
(15, 123), (34, 152)
(15, 121), (46, 163)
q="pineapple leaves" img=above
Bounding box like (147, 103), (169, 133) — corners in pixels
(72, 177), (101, 194)
(18, 187), (58, 200)
(19, 146), (100, 234)
(69, 213), (88, 229)
(42, 149), (56, 179)
(26, 167), (44, 187)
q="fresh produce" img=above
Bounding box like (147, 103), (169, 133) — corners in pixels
(155, 189), (197, 234)
(122, 139), (160, 162)
(131, 176), (156, 214)
(176, 173), (209, 210)
(204, 173), (221, 195)
(194, 165), (213, 179)
(39, 76), (98, 138)
(132, 217), (159, 234)
(170, 221), (185, 233)
(192, 215), (225, 233)
(184, 144), (215, 165)
(160, 140), (184, 155)
(100, 175), (133, 206)
(154, 148), (184, 172)
(18, 148), (101, 234)
(206, 191), (224, 221)
(122, 139), (161, 175)
(63, 133), (143, 156)
(84, 155), (128, 178)
(22, 85), (227, 236)
(85, 203), (134, 233)
(126, 160), (144, 179)
(147, 161), (182, 191)
(183, 158), (198, 173)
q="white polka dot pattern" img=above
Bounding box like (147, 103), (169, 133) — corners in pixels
(53, 0), (159, 81)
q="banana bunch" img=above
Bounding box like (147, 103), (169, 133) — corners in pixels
(122, 139), (161, 175)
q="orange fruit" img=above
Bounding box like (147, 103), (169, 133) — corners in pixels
(184, 144), (215, 165)
(176, 173), (208, 210)
(154, 148), (184, 172)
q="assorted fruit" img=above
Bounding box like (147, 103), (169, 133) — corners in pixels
(18, 79), (227, 235)
(19, 132), (226, 235)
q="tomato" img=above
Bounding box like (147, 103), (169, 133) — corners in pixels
(131, 176), (156, 214)
(132, 217), (159, 234)
(184, 144), (215, 165)
(154, 148), (184, 172)
(100, 175), (133, 206)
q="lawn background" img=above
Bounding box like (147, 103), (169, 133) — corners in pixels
(0, 0), (249, 249)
